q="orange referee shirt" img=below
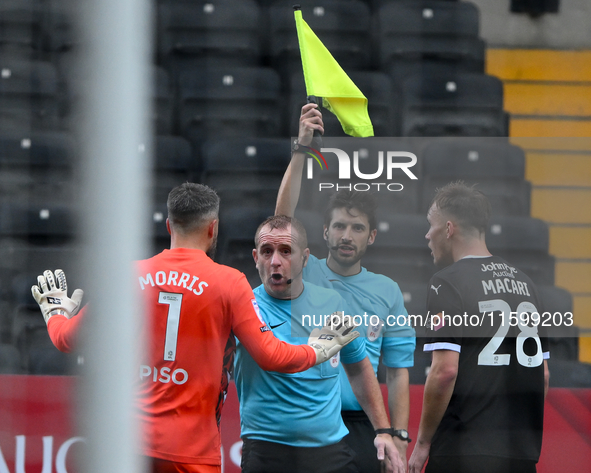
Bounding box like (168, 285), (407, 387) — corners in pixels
(47, 248), (316, 465)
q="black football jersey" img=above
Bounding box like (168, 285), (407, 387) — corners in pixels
(425, 256), (548, 461)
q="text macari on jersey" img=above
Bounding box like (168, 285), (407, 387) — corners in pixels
(138, 270), (209, 295)
(480, 262), (531, 297)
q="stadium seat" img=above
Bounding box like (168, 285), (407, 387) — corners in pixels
(0, 201), (75, 245)
(0, 342), (21, 374)
(376, 0), (484, 83)
(485, 216), (555, 285)
(152, 134), (195, 202)
(363, 213), (435, 284)
(537, 285), (579, 360)
(60, 64), (170, 136)
(200, 137), (290, 209)
(177, 66), (282, 147)
(0, 130), (76, 202)
(268, 0), (372, 80)
(157, 0), (262, 79)
(42, 0), (76, 55)
(0, 56), (61, 130)
(397, 281), (429, 328)
(153, 67), (174, 135)
(217, 206), (276, 287)
(400, 72), (506, 137)
(150, 203), (170, 256)
(11, 304), (74, 374)
(287, 71), (399, 137)
(486, 216), (548, 253)
(293, 209), (327, 257)
(546, 359), (591, 388)
(421, 176), (531, 217)
(419, 138), (530, 216)
(5, 245), (83, 307)
(421, 138), (525, 178)
(0, 0), (44, 57)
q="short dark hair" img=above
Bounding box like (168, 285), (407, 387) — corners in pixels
(254, 215), (308, 250)
(324, 191), (377, 231)
(431, 181), (491, 235)
(167, 183), (220, 233)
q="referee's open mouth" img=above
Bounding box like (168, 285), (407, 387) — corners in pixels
(270, 273), (285, 283)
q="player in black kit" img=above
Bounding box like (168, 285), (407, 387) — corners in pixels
(409, 182), (550, 473)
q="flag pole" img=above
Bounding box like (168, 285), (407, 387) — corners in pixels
(294, 4), (323, 146)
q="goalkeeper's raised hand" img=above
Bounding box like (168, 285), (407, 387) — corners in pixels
(308, 311), (359, 365)
(31, 269), (84, 324)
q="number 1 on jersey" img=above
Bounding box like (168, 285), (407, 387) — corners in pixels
(159, 292), (183, 362)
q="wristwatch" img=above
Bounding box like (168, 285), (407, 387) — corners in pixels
(292, 140), (308, 154)
(374, 428), (412, 442)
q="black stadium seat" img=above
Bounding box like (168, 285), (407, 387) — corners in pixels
(11, 303), (74, 374)
(419, 138), (531, 216)
(157, 0), (263, 78)
(364, 213), (435, 284)
(217, 206), (275, 287)
(0, 56), (61, 130)
(421, 138), (525, 179)
(153, 67), (174, 135)
(0, 342), (21, 373)
(268, 0), (372, 80)
(400, 72), (506, 137)
(200, 137), (290, 210)
(177, 66), (282, 147)
(421, 177), (532, 217)
(0, 201), (75, 245)
(537, 285), (579, 360)
(376, 0), (484, 83)
(0, 130), (76, 202)
(485, 216), (555, 285)
(152, 134), (195, 202)
(0, 0), (44, 57)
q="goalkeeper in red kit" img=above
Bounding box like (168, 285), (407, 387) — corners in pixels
(32, 182), (358, 473)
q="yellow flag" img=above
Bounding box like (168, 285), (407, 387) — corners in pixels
(294, 9), (374, 138)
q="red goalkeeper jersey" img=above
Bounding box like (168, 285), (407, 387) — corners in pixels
(47, 248), (316, 465)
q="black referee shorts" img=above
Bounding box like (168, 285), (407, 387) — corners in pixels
(341, 410), (381, 473)
(240, 438), (358, 473)
(426, 455), (537, 473)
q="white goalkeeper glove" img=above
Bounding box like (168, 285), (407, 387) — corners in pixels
(308, 311), (359, 365)
(31, 269), (84, 324)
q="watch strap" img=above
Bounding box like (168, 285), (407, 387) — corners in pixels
(374, 428), (412, 442)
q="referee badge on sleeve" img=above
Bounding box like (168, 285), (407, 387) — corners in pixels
(330, 352), (340, 368)
(251, 299), (264, 325)
(368, 319), (384, 342)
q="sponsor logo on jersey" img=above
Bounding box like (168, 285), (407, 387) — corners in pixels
(269, 321), (287, 330)
(431, 284), (441, 295)
(481, 262), (518, 278)
(259, 325), (271, 333)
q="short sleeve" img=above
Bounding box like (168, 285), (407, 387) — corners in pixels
(341, 334), (366, 365)
(230, 273), (316, 372)
(424, 274), (463, 353)
(382, 284), (416, 367)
